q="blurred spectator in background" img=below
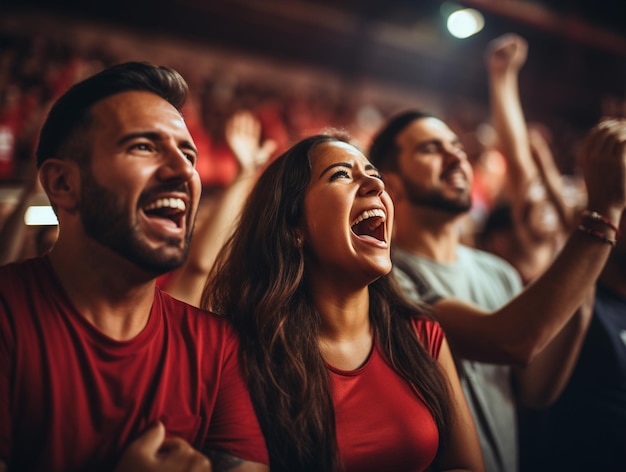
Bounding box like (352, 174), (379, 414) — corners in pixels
(160, 109), (276, 306)
(484, 33), (587, 284)
(520, 210), (626, 471)
(0, 156), (61, 264)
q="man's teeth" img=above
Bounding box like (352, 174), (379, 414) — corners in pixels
(144, 198), (186, 211)
(443, 171), (466, 187)
(351, 208), (386, 227)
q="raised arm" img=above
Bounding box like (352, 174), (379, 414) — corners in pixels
(527, 124), (583, 230)
(163, 111), (276, 306)
(486, 33), (572, 284)
(486, 33), (536, 199)
(433, 119), (626, 365)
(512, 286), (594, 408)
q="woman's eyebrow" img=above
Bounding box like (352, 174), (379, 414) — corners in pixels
(318, 162), (352, 179)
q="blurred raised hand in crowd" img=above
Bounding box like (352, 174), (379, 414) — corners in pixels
(161, 110), (276, 306)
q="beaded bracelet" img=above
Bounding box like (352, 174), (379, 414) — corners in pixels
(577, 224), (617, 246)
(582, 210), (621, 238)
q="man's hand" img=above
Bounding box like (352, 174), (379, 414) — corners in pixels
(486, 33), (528, 76)
(115, 422), (212, 472)
(580, 118), (626, 219)
(225, 110), (276, 177)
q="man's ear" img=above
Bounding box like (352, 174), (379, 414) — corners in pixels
(382, 171), (405, 202)
(39, 159), (81, 213)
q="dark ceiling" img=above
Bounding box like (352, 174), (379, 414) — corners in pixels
(3, 0), (626, 133)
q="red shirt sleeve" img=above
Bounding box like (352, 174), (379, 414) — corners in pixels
(411, 317), (445, 359)
(202, 321), (269, 465)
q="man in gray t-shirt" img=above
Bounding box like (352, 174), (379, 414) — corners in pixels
(369, 111), (626, 472)
(394, 245), (521, 472)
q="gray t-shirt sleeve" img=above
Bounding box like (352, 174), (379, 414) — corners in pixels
(392, 266), (443, 306)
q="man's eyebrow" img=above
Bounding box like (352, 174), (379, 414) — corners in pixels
(117, 132), (198, 155)
(415, 139), (441, 149)
(117, 131), (161, 146)
(180, 140), (199, 155)
(415, 137), (462, 149)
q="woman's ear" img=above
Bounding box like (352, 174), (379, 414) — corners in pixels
(293, 228), (304, 249)
(39, 159), (81, 213)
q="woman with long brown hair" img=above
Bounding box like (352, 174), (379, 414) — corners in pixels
(202, 133), (483, 471)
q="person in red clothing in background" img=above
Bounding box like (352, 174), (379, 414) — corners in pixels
(202, 133), (485, 472)
(0, 61), (268, 472)
(160, 109), (277, 306)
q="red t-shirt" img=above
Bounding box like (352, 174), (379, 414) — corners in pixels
(329, 318), (444, 472)
(0, 257), (268, 471)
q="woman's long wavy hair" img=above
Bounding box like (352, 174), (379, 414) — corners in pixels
(202, 134), (453, 471)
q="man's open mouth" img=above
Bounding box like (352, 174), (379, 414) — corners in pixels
(441, 168), (467, 190)
(143, 197), (186, 228)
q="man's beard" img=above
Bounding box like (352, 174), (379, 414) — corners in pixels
(78, 171), (192, 275)
(401, 175), (472, 215)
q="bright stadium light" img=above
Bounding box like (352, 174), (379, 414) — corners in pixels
(447, 8), (485, 39)
(24, 206), (58, 226)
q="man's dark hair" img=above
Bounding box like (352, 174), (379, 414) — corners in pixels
(368, 110), (433, 171)
(36, 61), (189, 167)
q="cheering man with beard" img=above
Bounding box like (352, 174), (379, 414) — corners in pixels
(369, 111), (626, 472)
(0, 62), (268, 472)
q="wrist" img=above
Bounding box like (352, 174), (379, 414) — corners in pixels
(583, 204), (622, 228)
(234, 169), (258, 184)
(577, 209), (622, 246)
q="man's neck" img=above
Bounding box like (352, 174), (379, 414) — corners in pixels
(393, 206), (464, 263)
(48, 240), (157, 341)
